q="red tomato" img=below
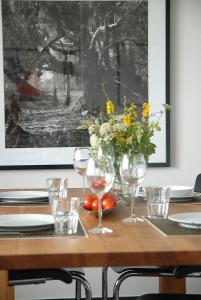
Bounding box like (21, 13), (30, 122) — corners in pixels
(92, 179), (106, 189)
(102, 193), (109, 201)
(91, 199), (99, 211)
(102, 192), (116, 204)
(84, 194), (94, 202)
(83, 194), (94, 210)
(102, 198), (115, 210)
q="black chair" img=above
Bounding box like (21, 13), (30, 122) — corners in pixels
(174, 265), (201, 278)
(136, 294), (201, 300)
(102, 266), (176, 300)
(194, 173), (201, 193)
(8, 268), (92, 300)
(123, 266), (201, 300)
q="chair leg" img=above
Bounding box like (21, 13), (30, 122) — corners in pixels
(113, 271), (142, 300)
(72, 273), (92, 300)
(102, 267), (108, 300)
(75, 279), (81, 300)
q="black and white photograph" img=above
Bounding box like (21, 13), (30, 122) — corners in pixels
(3, 0), (148, 149)
(0, 0), (169, 168)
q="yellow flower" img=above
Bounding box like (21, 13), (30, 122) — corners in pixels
(133, 111), (138, 119)
(129, 103), (138, 119)
(142, 102), (150, 118)
(122, 115), (131, 127)
(106, 99), (114, 115)
(130, 103), (137, 110)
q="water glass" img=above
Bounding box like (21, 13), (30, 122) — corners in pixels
(144, 186), (170, 219)
(46, 178), (68, 205)
(52, 196), (80, 234)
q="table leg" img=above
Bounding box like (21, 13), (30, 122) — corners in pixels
(159, 277), (186, 294)
(8, 287), (14, 300)
(0, 270), (9, 300)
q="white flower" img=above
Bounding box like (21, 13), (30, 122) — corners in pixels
(103, 135), (113, 143)
(99, 122), (112, 136)
(90, 134), (100, 148)
(88, 124), (99, 135)
(113, 123), (126, 132)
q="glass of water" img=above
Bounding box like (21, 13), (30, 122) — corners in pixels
(144, 186), (170, 219)
(46, 178), (68, 205)
(51, 196), (80, 234)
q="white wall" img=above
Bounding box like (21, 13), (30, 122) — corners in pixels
(0, 0), (201, 298)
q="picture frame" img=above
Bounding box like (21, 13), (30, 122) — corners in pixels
(0, 0), (170, 170)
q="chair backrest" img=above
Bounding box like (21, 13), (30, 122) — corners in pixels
(194, 174), (201, 192)
(174, 265), (201, 278)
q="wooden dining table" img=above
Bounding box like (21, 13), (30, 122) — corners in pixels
(1, 188), (201, 300)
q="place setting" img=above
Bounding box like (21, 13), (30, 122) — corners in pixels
(0, 213), (54, 236)
(0, 213), (87, 239)
(168, 185), (201, 203)
(0, 190), (49, 205)
(136, 185), (201, 204)
(0, 179), (88, 239)
(145, 213), (201, 237)
(140, 186), (201, 236)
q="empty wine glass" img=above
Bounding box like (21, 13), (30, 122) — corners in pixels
(97, 145), (115, 164)
(73, 147), (90, 199)
(86, 156), (115, 234)
(120, 153), (146, 223)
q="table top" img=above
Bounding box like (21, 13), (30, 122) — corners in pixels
(0, 188), (201, 270)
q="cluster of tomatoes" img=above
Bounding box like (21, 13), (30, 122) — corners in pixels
(82, 192), (117, 211)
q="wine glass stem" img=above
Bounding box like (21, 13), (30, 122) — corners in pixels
(130, 185), (137, 218)
(98, 192), (103, 228)
(82, 175), (86, 198)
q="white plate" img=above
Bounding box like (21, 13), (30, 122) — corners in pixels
(170, 192), (201, 201)
(168, 212), (201, 226)
(138, 192), (201, 202)
(0, 214), (54, 230)
(0, 198), (48, 204)
(0, 191), (48, 200)
(167, 185), (193, 198)
(179, 222), (201, 229)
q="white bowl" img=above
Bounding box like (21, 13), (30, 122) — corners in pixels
(167, 186), (193, 198)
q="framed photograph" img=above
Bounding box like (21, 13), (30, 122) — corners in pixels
(0, 0), (170, 169)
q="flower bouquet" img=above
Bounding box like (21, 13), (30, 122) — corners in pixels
(80, 96), (170, 169)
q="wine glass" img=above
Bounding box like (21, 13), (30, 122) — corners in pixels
(86, 156), (115, 234)
(97, 145), (115, 164)
(120, 153), (146, 223)
(73, 147), (90, 199)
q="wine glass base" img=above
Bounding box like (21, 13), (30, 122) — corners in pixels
(122, 216), (144, 223)
(88, 225), (113, 234)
